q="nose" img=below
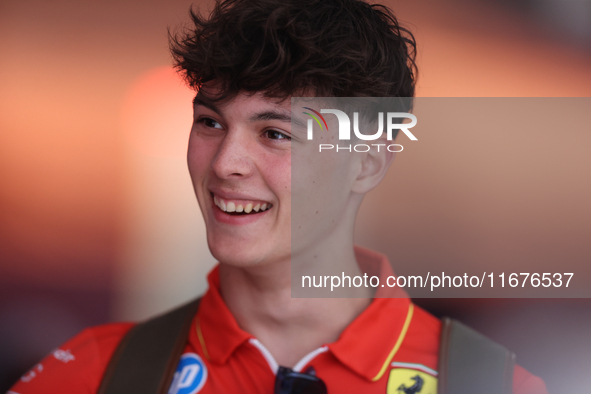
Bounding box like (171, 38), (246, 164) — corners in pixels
(211, 130), (254, 179)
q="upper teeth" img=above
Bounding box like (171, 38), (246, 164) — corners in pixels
(214, 195), (271, 213)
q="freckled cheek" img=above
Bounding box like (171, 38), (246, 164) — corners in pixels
(261, 154), (291, 200)
(187, 137), (219, 183)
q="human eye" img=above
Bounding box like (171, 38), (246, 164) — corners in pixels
(264, 129), (291, 141)
(198, 117), (223, 129)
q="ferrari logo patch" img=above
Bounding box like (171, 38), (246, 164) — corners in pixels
(386, 368), (437, 394)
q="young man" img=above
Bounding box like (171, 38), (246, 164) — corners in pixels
(9, 0), (548, 393)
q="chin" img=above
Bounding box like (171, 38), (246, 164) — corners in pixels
(205, 224), (290, 262)
(209, 241), (262, 267)
(208, 239), (289, 268)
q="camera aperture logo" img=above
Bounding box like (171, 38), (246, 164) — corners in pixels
(302, 107), (417, 153)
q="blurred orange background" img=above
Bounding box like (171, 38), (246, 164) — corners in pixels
(1, 0), (590, 391)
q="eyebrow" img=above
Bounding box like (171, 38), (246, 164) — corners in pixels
(193, 94), (221, 115)
(192, 93), (306, 128)
(249, 110), (291, 124)
(251, 111), (307, 129)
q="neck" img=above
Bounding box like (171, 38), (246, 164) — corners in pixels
(220, 262), (370, 368)
(218, 223), (371, 367)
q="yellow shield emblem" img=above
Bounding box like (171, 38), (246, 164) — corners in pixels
(386, 368), (437, 394)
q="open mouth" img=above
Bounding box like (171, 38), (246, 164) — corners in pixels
(212, 193), (273, 216)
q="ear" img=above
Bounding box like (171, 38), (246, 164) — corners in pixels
(351, 142), (396, 194)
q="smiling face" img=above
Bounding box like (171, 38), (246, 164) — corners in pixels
(188, 90), (293, 267)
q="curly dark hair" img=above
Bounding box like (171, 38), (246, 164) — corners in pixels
(169, 0), (417, 102)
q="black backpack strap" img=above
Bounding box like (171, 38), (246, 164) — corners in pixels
(438, 317), (516, 394)
(97, 297), (202, 394)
